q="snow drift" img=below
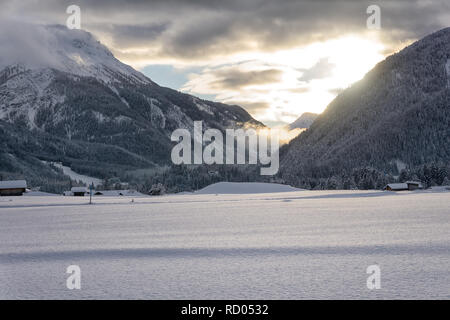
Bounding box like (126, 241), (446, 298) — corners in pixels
(195, 182), (301, 194)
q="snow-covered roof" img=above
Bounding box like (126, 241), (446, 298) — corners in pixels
(71, 187), (87, 192)
(0, 180), (27, 189)
(386, 183), (408, 190)
(405, 181), (423, 186)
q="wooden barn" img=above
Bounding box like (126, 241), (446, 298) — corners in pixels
(406, 181), (424, 190)
(384, 183), (408, 191)
(71, 187), (87, 196)
(385, 181), (424, 191)
(0, 180), (27, 196)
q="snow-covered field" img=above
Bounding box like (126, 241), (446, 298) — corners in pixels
(195, 182), (302, 194)
(0, 187), (449, 299)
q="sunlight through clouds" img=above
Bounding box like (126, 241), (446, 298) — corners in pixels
(2, 0), (446, 127)
(181, 35), (386, 126)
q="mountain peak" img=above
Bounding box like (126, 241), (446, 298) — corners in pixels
(287, 112), (318, 130)
(0, 22), (151, 84)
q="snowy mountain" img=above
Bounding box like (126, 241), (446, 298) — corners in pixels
(0, 24), (264, 189)
(286, 112), (318, 130)
(280, 27), (450, 188)
(0, 24), (152, 85)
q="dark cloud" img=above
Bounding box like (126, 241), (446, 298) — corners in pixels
(3, 0), (447, 126)
(1, 0), (448, 62)
(210, 68), (283, 90)
(108, 23), (170, 47)
(228, 101), (271, 113)
(163, 16), (237, 59)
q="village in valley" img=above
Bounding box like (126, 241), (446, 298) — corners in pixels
(0, 175), (437, 198)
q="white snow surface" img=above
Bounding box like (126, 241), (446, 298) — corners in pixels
(196, 182), (301, 194)
(24, 191), (56, 197)
(94, 190), (145, 197)
(0, 189), (449, 299)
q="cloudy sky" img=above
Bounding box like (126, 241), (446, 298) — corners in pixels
(2, 0), (449, 126)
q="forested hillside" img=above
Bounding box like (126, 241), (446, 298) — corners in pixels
(0, 25), (263, 193)
(279, 28), (450, 189)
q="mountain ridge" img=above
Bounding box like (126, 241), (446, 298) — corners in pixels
(279, 27), (450, 189)
(286, 112), (318, 130)
(0, 24), (264, 192)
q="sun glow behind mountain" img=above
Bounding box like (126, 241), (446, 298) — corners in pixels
(2, 0), (445, 127)
(144, 35), (387, 127)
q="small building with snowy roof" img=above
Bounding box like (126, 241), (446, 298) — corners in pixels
(405, 181), (423, 190)
(384, 183), (408, 191)
(0, 180), (27, 196)
(71, 187), (87, 196)
(385, 181), (424, 191)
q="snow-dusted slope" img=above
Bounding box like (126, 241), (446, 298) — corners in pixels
(286, 112), (318, 130)
(49, 162), (102, 186)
